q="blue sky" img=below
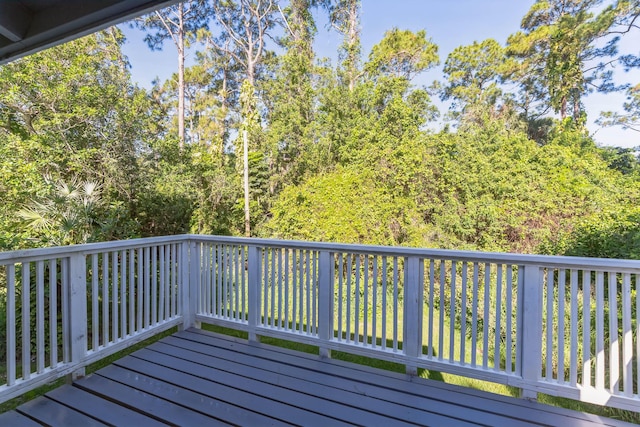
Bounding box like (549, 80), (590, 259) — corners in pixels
(119, 0), (639, 148)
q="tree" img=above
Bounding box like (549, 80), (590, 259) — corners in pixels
(599, 83), (640, 132)
(367, 28), (438, 81)
(307, 0), (363, 173)
(208, 0), (278, 237)
(441, 39), (509, 119)
(0, 29), (157, 202)
(326, 0), (361, 91)
(597, 0), (640, 132)
(134, 1), (209, 148)
(263, 0), (319, 189)
(507, 0), (624, 122)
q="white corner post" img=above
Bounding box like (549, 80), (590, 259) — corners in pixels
(67, 254), (87, 382)
(247, 245), (262, 343)
(318, 251), (334, 359)
(520, 264), (543, 400)
(404, 256), (423, 376)
(180, 239), (199, 330)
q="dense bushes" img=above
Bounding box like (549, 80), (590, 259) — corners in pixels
(263, 122), (640, 256)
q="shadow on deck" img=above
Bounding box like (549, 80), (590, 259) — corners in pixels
(0, 328), (634, 427)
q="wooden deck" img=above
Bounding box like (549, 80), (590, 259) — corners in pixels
(0, 329), (635, 427)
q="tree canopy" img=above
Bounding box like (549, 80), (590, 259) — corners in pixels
(1, 0), (639, 261)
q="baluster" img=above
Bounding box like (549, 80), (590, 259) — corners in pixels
(49, 260), (58, 368)
(428, 259), (435, 358)
(392, 257), (398, 351)
(91, 254), (99, 350)
(460, 262), (468, 364)
(7, 265), (16, 385)
(22, 263), (30, 380)
(582, 270), (592, 389)
(609, 272), (619, 393)
(569, 270), (579, 386)
(450, 261), (456, 363)
(505, 265), (513, 373)
(622, 273), (632, 396)
(557, 269), (566, 381)
(381, 257), (387, 350)
(439, 260), (446, 361)
(494, 264), (502, 371)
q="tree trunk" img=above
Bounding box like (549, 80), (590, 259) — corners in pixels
(347, 0), (359, 92)
(243, 64), (256, 237)
(243, 127), (251, 237)
(177, 3), (185, 149)
(219, 70), (228, 156)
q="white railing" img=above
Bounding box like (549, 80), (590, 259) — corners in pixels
(0, 236), (187, 403)
(190, 236), (640, 413)
(2, 235), (640, 413)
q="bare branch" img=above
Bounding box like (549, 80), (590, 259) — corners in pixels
(277, 3), (294, 38)
(607, 11), (640, 35)
(154, 10), (180, 47)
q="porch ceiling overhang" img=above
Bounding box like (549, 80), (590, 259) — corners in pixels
(0, 0), (180, 65)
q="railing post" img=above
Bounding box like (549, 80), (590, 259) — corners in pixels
(318, 251), (334, 359)
(67, 254), (87, 381)
(180, 239), (199, 330)
(520, 264), (543, 400)
(248, 245), (262, 343)
(404, 256), (423, 376)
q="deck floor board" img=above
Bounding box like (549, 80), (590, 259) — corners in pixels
(45, 384), (166, 427)
(150, 336), (505, 427)
(76, 372), (234, 426)
(16, 395), (108, 427)
(0, 409), (43, 427)
(176, 329), (632, 427)
(2, 328), (636, 427)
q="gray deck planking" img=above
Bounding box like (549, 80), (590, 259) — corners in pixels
(112, 353), (353, 427)
(128, 349), (424, 426)
(175, 329), (635, 427)
(16, 395), (108, 427)
(147, 338), (491, 427)
(76, 373), (232, 426)
(0, 410), (43, 427)
(1, 327), (637, 427)
(45, 384), (166, 427)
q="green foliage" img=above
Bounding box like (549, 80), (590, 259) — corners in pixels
(134, 1), (209, 53)
(264, 166), (424, 246)
(546, 206), (640, 259)
(0, 0), (638, 261)
(0, 30), (159, 247)
(598, 145), (640, 174)
(441, 39), (509, 116)
(17, 176), (135, 246)
(264, 116), (637, 256)
(506, 0), (625, 121)
(262, 0), (318, 189)
(367, 28), (439, 80)
(599, 83), (640, 132)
